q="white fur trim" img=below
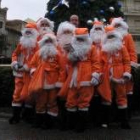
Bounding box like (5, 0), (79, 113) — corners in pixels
(127, 91), (133, 95)
(12, 103), (22, 107)
(111, 77), (125, 84)
(69, 67), (78, 88)
(55, 82), (63, 88)
(11, 61), (18, 69)
(131, 61), (139, 68)
(123, 72), (132, 80)
(30, 68), (36, 75)
(80, 81), (91, 86)
(57, 21), (75, 37)
(78, 108), (88, 111)
(43, 83), (56, 89)
(37, 18), (54, 31)
(111, 18), (129, 30)
(118, 105), (127, 109)
(12, 71), (23, 77)
(47, 111), (58, 117)
(24, 104), (33, 108)
(67, 108), (77, 112)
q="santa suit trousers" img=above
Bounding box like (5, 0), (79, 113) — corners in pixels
(12, 77), (24, 107)
(35, 89), (58, 116)
(66, 86), (93, 111)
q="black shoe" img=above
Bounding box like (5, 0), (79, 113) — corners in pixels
(41, 114), (58, 130)
(22, 107), (35, 123)
(9, 107), (22, 124)
(121, 122), (131, 129)
(118, 108), (131, 129)
(75, 111), (88, 133)
(32, 113), (45, 128)
(100, 105), (111, 128)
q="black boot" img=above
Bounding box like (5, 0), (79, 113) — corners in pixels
(22, 107), (35, 124)
(66, 111), (77, 130)
(9, 107), (22, 124)
(58, 105), (67, 131)
(101, 104), (111, 128)
(118, 108), (131, 129)
(41, 113), (58, 129)
(127, 94), (133, 119)
(75, 111), (88, 133)
(32, 113), (45, 128)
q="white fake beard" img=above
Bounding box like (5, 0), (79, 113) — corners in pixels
(39, 44), (58, 60)
(90, 30), (103, 44)
(58, 34), (73, 48)
(116, 27), (128, 37)
(20, 35), (37, 49)
(39, 27), (53, 35)
(68, 39), (91, 61)
(102, 37), (122, 54)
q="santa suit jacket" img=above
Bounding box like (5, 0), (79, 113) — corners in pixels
(28, 50), (66, 93)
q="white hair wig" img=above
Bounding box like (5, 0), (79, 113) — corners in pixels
(38, 34), (57, 48)
(57, 21), (75, 37)
(111, 18), (129, 30)
(37, 18), (54, 31)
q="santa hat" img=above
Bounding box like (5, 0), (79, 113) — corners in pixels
(91, 21), (105, 32)
(21, 22), (39, 36)
(25, 22), (38, 31)
(38, 34), (57, 47)
(104, 25), (123, 40)
(74, 28), (89, 38)
(57, 21), (75, 37)
(111, 17), (129, 30)
(36, 17), (54, 31)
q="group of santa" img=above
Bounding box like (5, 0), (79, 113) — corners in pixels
(9, 17), (138, 133)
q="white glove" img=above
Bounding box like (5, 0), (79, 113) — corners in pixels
(91, 77), (99, 86)
(13, 64), (19, 71)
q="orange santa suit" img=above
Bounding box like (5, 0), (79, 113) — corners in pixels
(111, 17), (138, 95)
(9, 23), (39, 125)
(11, 23), (39, 107)
(59, 28), (100, 132)
(28, 34), (65, 119)
(100, 26), (131, 129)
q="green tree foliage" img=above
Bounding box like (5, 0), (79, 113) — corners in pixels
(45, 0), (123, 30)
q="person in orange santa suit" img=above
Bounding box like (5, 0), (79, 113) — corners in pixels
(90, 21), (112, 127)
(101, 25), (131, 129)
(59, 28), (101, 132)
(36, 17), (54, 41)
(9, 23), (39, 124)
(56, 21), (75, 130)
(111, 17), (138, 118)
(28, 33), (66, 129)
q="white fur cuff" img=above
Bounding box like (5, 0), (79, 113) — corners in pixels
(123, 72), (132, 80)
(92, 72), (100, 80)
(11, 61), (18, 69)
(55, 82), (63, 88)
(30, 68), (36, 75)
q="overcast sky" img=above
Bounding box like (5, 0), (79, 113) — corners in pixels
(1, 0), (49, 21)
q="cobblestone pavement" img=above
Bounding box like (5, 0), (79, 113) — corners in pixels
(0, 108), (140, 140)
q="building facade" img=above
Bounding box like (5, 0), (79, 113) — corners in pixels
(119, 0), (140, 53)
(0, 0), (8, 56)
